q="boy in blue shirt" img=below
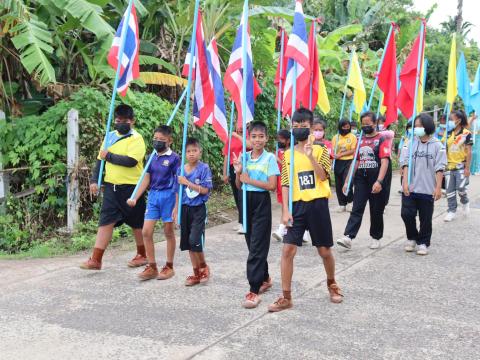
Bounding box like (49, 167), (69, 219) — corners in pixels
(176, 138), (213, 286)
(233, 121), (280, 309)
(127, 125), (180, 281)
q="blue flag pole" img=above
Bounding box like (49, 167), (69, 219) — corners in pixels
(129, 151), (155, 200)
(407, 21), (426, 185)
(276, 28), (286, 156)
(288, 62), (297, 216)
(97, 0), (135, 189)
(166, 88), (188, 126)
(241, 0), (249, 232)
(226, 100), (235, 177)
(177, 0), (201, 225)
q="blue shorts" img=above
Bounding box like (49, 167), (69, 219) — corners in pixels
(145, 189), (176, 222)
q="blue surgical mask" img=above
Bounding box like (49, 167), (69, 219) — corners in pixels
(352, 129), (358, 135)
(414, 127), (426, 137)
(447, 120), (455, 130)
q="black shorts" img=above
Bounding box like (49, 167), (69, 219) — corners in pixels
(283, 198), (333, 248)
(180, 204), (207, 252)
(99, 183), (146, 229)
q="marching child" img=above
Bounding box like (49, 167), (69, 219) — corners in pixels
(176, 138), (213, 285)
(268, 108), (343, 313)
(312, 118), (333, 158)
(127, 125), (180, 281)
(400, 114), (446, 255)
(233, 121), (279, 309)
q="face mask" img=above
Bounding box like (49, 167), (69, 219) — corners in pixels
(340, 128), (351, 136)
(115, 123), (131, 135)
(439, 124), (446, 129)
(447, 120), (455, 130)
(351, 129), (358, 135)
(313, 130), (324, 140)
(362, 125), (374, 135)
(378, 124), (385, 131)
(153, 140), (167, 153)
(414, 127), (426, 137)
(292, 127), (310, 141)
(277, 142), (287, 149)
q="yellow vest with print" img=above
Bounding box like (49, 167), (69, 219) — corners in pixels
(332, 133), (357, 160)
(443, 128), (472, 170)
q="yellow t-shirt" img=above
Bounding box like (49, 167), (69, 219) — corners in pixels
(97, 129), (146, 185)
(281, 144), (331, 202)
(332, 133), (357, 160)
(443, 128), (473, 170)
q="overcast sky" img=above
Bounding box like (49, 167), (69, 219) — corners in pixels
(413, 0), (480, 42)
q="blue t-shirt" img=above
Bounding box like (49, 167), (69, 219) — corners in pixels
(176, 161), (213, 206)
(241, 150), (280, 192)
(147, 149), (180, 191)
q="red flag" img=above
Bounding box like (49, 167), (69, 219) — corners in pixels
(377, 25), (398, 127)
(274, 28), (289, 110)
(304, 21), (319, 110)
(397, 22), (426, 119)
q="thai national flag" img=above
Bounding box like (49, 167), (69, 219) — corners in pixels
(107, 4), (140, 97)
(224, 9), (261, 130)
(206, 38), (228, 143)
(282, 0), (310, 117)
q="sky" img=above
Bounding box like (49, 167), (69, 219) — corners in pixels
(413, 0), (480, 42)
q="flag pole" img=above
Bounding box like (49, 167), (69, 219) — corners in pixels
(345, 23), (395, 195)
(288, 62), (297, 216)
(177, 0), (201, 225)
(226, 100), (235, 177)
(97, 0), (135, 189)
(241, 0), (249, 232)
(166, 88), (188, 125)
(308, 21), (316, 110)
(276, 28), (286, 156)
(407, 21), (426, 185)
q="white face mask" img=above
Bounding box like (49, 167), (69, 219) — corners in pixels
(378, 124), (385, 131)
(414, 127), (426, 137)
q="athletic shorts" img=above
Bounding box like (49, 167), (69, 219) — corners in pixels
(145, 188), (176, 222)
(99, 183), (146, 229)
(283, 198), (333, 248)
(180, 204), (207, 252)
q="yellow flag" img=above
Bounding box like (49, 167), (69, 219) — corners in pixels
(416, 58), (426, 113)
(317, 66), (330, 114)
(446, 35), (457, 105)
(347, 51), (366, 114)
(379, 92), (387, 115)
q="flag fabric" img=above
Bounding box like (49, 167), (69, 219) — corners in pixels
(397, 23), (427, 119)
(377, 29), (398, 127)
(457, 52), (471, 113)
(470, 64), (480, 115)
(446, 35), (458, 106)
(305, 21), (330, 114)
(347, 51), (366, 114)
(224, 9), (261, 129)
(206, 38), (228, 143)
(282, 0), (310, 117)
(274, 28), (289, 110)
(107, 3), (140, 97)
(416, 58), (428, 113)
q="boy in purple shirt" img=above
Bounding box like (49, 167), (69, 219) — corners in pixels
(177, 138), (213, 286)
(127, 125), (180, 281)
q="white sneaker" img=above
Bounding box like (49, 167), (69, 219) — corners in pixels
(404, 240), (416, 252)
(336, 236), (352, 250)
(237, 225), (246, 234)
(302, 230), (311, 243)
(336, 206), (346, 213)
(463, 203), (470, 215)
(272, 224), (286, 242)
(416, 244), (428, 255)
(345, 203), (353, 212)
(444, 212), (456, 222)
(369, 238), (380, 249)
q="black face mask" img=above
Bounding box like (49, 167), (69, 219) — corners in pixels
(362, 125), (374, 135)
(153, 140), (167, 152)
(340, 128), (351, 136)
(292, 128), (310, 142)
(277, 142), (287, 149)
(115, 123), (131, 135)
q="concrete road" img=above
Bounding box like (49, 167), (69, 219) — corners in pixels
(1, 174), (479, 360)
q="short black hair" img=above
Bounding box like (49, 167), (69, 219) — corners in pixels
(249, 121), (268, 135)
(154, 125), (173, 137)
(415, 113), (435, 135)
(313, 118), (327, 130)
(452, 110), (468, 127)
(186, 137), (201, 148)
(360, 111), (377, 124)
(350, 121), (358, 128)
(406, 121), (412, 130)
(277, 129), (291, 140)
(114, 104), (134, 119)
(439, 114), (447, 121)
(292, 107), (313, 125)
(338, 119), (351, 131)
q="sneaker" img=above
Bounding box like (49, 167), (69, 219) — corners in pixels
(185, 275), (200, 286)
(138, 265), (158, 281)
(463, 202), (470, 215)
(336, 235), (352, 250)
(157, 265), (175, 280)
(259, 277), (273, 294)
(404, 240), (416, 252)
(199, 266), (210, 284)
(267, 297), (293, 312)
(328, 283), (344, 304)
(237, 225), (246, 234)
(416, 244), (428, 256)
(444, 212), (456, 222)
(336, 205), (346, 213)
(272, 224), (286, 242)
(127, 254), (148, 268)
(346, 203), (353, 212)
(369, 238), (380, 249)
(242, 292), (261, 309)
(302, 231), (311, 243)
(80, 258), (101, 270)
